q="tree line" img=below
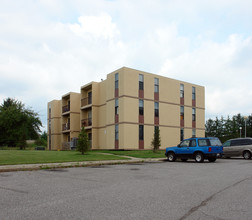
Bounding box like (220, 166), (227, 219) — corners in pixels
(0, 98), (42, 149)
(205, 113), (252, 143)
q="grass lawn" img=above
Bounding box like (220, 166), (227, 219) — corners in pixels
(0, 150), (128, 165)
(100, 150), (166, 158)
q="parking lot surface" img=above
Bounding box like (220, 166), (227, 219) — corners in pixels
(0, 158), (252, 220)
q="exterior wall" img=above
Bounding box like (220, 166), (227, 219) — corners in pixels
(48, 66), (205, 150)
(47, 100), (61, 150)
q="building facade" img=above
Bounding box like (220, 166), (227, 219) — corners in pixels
(47, 67), (205, 150)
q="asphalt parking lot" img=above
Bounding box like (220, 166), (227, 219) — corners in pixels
(0, 158), (252, 220)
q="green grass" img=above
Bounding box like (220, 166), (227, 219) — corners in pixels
(99, 150), (166, 158)
(0, 150), (128, 165)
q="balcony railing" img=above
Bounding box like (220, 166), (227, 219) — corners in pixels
(81, 118), (92, 127)
(62, 123), (70, 131)
(62, 105), (70, 113)
(81, 97), (92, 107)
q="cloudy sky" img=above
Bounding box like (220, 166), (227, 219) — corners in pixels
(1, 0), (252, 131)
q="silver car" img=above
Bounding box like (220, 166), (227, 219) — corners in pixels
(222, 138), (252, 159)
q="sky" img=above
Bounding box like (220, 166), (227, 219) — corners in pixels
(0, 0), (252, 132)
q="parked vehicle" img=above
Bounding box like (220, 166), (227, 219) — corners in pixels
(222, 138), (252, 159)
(165, 137), (223, 163)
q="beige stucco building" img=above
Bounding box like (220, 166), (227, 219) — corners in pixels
(47, 67), (205, 150)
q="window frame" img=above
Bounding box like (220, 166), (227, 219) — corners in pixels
(115, 73), (119, 89)
(139, 125), (144, 140)
(139, 99), (144, 115)
(115, 124), (119, 140)
(139, 74), (144, 90)
(115, 98), (119, 115)
(192, 108), (196, 121)
(192, 87), (196, 100)
(180, 106), (184, 120)
(180, 84), (184, 98)
(154, 102), (159, 117)
(154, 78), (159, 93)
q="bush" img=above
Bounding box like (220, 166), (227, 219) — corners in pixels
(35, 138), (47, 146)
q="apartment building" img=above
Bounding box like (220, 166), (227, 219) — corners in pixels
(47, 67), (205, 150)
(48, 92), (80, 150)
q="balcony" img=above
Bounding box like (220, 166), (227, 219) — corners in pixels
(81, 118), (92, 128)
(81, 97), (92, 108)
(62, 123), (70, 131)
(62, 105), (70, 114)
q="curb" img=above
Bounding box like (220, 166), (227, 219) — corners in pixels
(0, 158), (167, 173)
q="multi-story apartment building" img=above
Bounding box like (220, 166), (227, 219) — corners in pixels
(48, 92), (80, 150)
(48, 67), (205, 150)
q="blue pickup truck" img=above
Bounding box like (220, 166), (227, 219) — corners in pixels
(165, 137), (223, 163)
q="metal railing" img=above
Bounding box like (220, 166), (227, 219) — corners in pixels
(62, 105), (70, 113)
(81, 97), (92, 107)
(62, 123), (70, 131)
(81, 118), (92, 127)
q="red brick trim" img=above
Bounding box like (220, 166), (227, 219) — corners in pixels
(115, 88), (119, 97)
(192, 121), (196, 128)
(139, 90), (144, 98)
(180, 97), (184, 105)
(139, 115), (144, 124)
(192, 100), (196, 107)
(154, 116), (159, 125)
(139, 140), (144, 149)
(115, 140), (119, 149)
(115, 114), (119, 123)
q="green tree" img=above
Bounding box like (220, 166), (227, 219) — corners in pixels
(0, 98), (42, 148)
(35, 131), (47, 146)
(205, 113), (252, 143)
(77, 127), (90, 155)
(151, 126), (161, 152)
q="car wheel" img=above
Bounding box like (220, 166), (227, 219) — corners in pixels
(208, 157), (216, 162)
(167, 152), (176, 162)
(243, 151), (251, 160)
(181, 158), (188, 162)
(195, 152), (204, 163)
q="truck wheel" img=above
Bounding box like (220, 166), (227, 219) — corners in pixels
(167, 152), (176, 162)
(195, 152), (204, 163)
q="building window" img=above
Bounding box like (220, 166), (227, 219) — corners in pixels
(115, 73), (119, 89)
(192, 87), (196, 100)
(155, 102), (159, 117)
(192, 108), (196, 121)
(154, 78), (159, 93)
(180, 128), (184, 141)
(180, 106), (184, 120)
(139, 99), (144, 115)
(192, 129), (196, 138)
(115, 98), (119, 115)
(88, 91), (92, 104)
(180, 84), (184, 98)
(115, 124), (119, 140)
(139, 74), (144, 90)
(139, 125), (144, 140)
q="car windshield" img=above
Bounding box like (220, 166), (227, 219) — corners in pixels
(209, 138), (222, 146)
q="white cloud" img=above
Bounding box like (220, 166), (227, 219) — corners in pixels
(69, 14), (120, 40)
(1, 0), (252, 129)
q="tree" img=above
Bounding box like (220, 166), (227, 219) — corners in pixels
(77, 127), (90, 155)
(151, 126), (161, 152)
(205, 113), (252, 143)
(0, 98), (42, 148)
(35, 131), (47, 146)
